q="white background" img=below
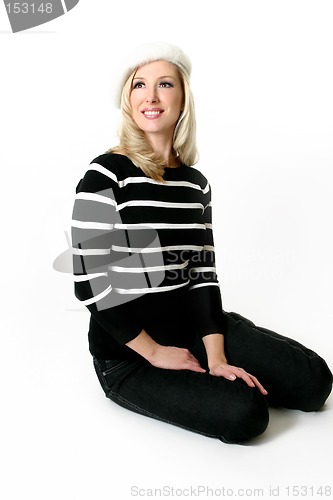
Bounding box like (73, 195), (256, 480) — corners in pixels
(1, 1), (332, 499)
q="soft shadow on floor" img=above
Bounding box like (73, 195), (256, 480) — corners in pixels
(245, 408), (301, 446)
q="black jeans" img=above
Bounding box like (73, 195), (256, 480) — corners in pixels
(93, 311), (332, 444)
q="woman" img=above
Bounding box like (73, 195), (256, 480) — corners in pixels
(71, 42), (332, 444)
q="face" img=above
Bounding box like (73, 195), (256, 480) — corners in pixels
(129, 60), (184, 141)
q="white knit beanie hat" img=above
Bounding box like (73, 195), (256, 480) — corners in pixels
(113, 41), (192, 108)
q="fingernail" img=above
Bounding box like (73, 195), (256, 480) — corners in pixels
(229, 375), (236, 380)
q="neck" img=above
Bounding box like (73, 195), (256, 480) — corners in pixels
(145, 132), (179, 168)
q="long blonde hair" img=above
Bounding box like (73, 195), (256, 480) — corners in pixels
(109, 64), (198, 182)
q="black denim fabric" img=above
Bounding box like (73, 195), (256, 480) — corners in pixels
(93, 311), (332, 444)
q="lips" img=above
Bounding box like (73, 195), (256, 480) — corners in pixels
(141, 108), (164, 119)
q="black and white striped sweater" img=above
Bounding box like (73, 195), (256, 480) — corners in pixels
(72, 153), (224, 360)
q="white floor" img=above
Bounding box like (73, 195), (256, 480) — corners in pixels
(2, 293), (332, 500)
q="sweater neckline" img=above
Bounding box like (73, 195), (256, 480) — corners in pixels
(109, 152), (187, 176)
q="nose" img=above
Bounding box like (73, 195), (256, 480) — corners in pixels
(145, 87), (159, 103)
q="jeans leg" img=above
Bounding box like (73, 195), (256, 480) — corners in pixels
(220, 311), (333, 411)
(93, 357), (269, 444)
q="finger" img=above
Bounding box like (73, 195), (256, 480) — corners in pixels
(183, 358), (206, 373)
(235, 369), (262, 390)
(184, 361), (206, 373)
(215, 365), (244, 381)
(225, 368), (267, 394)
(237, 370), (256, 387)
(248, 374), (268, 395)
(219, 368), (237, 381)
(237, 370), (268, 395)
(190, 365), (207, 373)
(188, 355), (206, 371)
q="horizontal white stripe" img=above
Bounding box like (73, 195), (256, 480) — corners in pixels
(114, 223), (205, 230)
(109, 260), (189, 273)
(117, 199), (204, 211)
(118, 176), (204, 192)
(204, 201), (212, 211)
(72, 219), (114, 230)
(114, 280), (190, 295)
(205, 223), (213, 230)
(73, 272), (108, 282)
(72, 245), (214, 257)
(189, 282), (220, 291)
(191, 267), (216, 273)
(75, 191), (117, 207)
(89, 163), (118, 183)
(72, 248), (110, 256)
(111, 244), (204, 254)
(80, 285), (112, 305)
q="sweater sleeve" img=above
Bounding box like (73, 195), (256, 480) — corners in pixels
(187, 182), (225, 338)
(71, 157), (143, 345)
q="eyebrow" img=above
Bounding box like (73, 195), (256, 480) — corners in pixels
(133, 75), (177, 80)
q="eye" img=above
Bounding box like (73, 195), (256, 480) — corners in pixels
(159, 81), (174, 88)
(132, 81), (145, 89)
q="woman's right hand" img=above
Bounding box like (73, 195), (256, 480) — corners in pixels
(126, 330), (206, 373)
(149, 345), (206, 373)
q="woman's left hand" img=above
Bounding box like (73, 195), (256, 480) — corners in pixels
(209, 363), (268, 396)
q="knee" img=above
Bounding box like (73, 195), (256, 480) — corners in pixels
(299, 357), (333, 412)
(217, 393), (269, 444)
(282, 356), (333, 412)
